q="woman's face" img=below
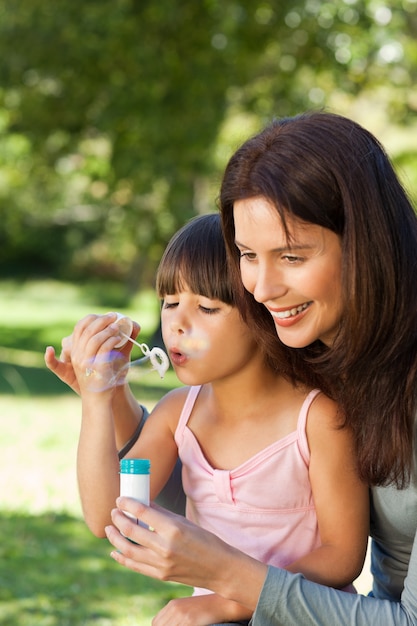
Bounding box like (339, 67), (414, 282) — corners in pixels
(233, 196), (343, 348)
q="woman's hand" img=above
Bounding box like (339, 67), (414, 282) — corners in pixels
(105, 497), (268, 610)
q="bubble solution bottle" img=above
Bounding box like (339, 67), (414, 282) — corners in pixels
(119, 458), (150, 526)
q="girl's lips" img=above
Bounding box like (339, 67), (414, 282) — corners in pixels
(169, 349), (188, 366)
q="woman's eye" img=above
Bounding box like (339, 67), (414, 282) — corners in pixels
(239, 251), (256, 260)
(163, 301), (178, 309)
(283, 254), (303, 264)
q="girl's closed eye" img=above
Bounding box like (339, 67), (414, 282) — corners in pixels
(162, 299), (178, 310)
(196, 295), (221, 315)
(199, 305), (220, 315)
(198, 296), (233, 317)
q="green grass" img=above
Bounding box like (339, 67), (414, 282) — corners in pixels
(0, 279), (189, 625)
(0, 278), (161, 354)
(0, 510), (188, 626)
(0, 279), (373, 624)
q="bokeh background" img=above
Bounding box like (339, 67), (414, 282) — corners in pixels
(1, 1), (416, 623)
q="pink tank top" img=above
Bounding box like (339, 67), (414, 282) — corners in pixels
(174, 386), (322, 594)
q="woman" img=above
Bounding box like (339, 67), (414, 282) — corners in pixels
(104, 112), (417, 625)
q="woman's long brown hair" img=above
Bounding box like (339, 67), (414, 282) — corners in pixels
(220, 111), (417, 488)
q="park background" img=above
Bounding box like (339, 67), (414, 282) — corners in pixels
(0, 0), (416, 623)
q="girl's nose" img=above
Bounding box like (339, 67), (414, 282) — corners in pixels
(170, 315), (186, 335)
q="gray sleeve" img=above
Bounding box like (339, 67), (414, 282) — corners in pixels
(251, 531), (417, 626)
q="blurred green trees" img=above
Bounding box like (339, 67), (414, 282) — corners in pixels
(1, 0), (416, 291)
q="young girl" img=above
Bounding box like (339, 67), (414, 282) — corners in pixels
(61, 214), (368, 625)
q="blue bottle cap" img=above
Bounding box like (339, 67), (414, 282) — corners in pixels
(120, 458), (151, 474)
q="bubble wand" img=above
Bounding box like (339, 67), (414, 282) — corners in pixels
(84, 328), (170, 391)
(117, 332), (170, 379)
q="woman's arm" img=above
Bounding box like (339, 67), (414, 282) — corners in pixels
(252, 532), (417, 626)
(105, 499), (417, 626)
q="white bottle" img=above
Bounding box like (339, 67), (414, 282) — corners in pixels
(119, 458), (150, 524)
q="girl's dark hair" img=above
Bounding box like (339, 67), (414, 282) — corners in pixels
(156, 213), (235, 304)
(220, 110), (417, 488)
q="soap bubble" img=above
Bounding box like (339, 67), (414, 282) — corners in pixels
(84, 339), (170, 392)
(177, 332), (210, 357)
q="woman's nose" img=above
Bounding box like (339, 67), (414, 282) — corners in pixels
(252, 264), (287, 304)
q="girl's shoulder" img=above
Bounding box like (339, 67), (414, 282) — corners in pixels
(307, 390), (341, 424)
(304, 390), (344, 441)
(155, 385), (192, 411)
(147, 386), (193, 432)
(305, 390), (352, 459)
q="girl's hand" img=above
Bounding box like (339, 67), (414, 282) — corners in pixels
(44, 314), (140, 394)
(152, 593), (251, 626)
(152, 596), (217, 626)
(152, 594), (251, 626)
(44, 344), (80, 393)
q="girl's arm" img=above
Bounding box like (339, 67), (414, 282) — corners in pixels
(67, 313), (178, 536)
(105, 499), (417, 626)
(45, 314), (145, 451)
(71, 315), (139, 536)
(46, 314), (186, 516)
(45, 339), (145, 450)
(77, 386), (182, 537)
(125, 387), (186, 501)
(284, 393), (369, 587)
(77, 388), (121, 536)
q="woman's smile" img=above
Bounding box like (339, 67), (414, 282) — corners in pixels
(268, 301), (312, 322)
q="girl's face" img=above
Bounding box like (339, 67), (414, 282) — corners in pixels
(233, 196), (343, 348)
(161, 285), (257, 385)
